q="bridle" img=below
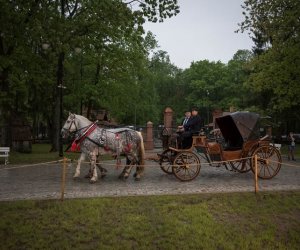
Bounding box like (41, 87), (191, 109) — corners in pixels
(62, 116), (79, 135)
(62, 116), (93, 138)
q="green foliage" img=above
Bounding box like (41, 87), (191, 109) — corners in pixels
(0, 0), (180, 137)
(1, 0), (299, 138)
(238, 0), (300, 124)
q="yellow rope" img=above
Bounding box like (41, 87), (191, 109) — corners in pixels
(1, 155), (299, 170)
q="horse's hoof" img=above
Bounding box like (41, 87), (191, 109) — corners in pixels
(90, 179), (97, 184)
(73, 176), (80, 180)
(120, 174), (129, 180)
(101, 168), (108, 173)
(84, 173), (92, 178)
(135, 177), (141, 181)
(101, 173), (106, 178)
(133, 173), (137, 178)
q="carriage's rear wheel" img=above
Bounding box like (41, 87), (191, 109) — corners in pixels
(251, 145), (282, 179)
(230, 157), (252, 173)
(172, 152), (201, 181)
(159, 149), (177, 174)
(229, 160), (243, 172)
(232, 146), (257, 173)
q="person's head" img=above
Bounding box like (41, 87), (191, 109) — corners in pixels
(185, 111), (191, 118)
(289, 132), (294, 136)
(191, 107), (199, 116)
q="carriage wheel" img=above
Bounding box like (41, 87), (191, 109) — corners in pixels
(232, 145), (258, 173)
(229, 160), (243, 172)
(172, 152), (201, 181)
(231, 157), (252, 173)
(159, 149), (177, 174)
(251, 145), (282, 179)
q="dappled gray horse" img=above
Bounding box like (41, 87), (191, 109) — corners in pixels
(61, 113), (145, 183)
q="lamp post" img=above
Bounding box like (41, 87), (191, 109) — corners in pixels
(134, 104), (137, 130)
(42, 42), (66, 157)
(206, 90), (210, 125)
(75, 47), (83, 114)
(58, 84), (66, 157)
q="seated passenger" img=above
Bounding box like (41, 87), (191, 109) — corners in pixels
(178, 107), (202, 149)
(177, 110), (191, 133)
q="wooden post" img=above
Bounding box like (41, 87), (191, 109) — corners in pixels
(254, 154), (258, 193)
(61, 157), (67, 201)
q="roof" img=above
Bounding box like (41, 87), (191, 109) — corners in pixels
(215, 111), (260, 148)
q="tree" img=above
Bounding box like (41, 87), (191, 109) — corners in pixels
(0, 0), (180, 149)
(238, 0), (300, 131)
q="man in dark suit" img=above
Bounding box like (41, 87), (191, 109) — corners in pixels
(177, 110), (191, 132)
(179, 107), (202, 149)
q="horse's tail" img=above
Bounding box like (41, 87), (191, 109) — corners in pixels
(137, 131), (145, 166)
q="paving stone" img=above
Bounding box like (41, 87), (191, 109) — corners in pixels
(0, 151), (299, 201)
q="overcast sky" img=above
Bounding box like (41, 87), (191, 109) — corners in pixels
(143, 0), (253, 69)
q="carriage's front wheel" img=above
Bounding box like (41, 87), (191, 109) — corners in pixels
(159, 149), (177, 174)
(251, 145), (282, 179)
(172, 151), (201, 181)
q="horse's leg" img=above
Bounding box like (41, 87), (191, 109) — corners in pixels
(134, 133), (146, 181)
(90, 150), (98, 183)
(133, 160), (145, 181)
(96, 155), (107, 178)
(118, 157), (133, 180)
(74, 152), (85, 178)
(134, 166), (144, 181)
(133, 155), (145, 181)
(84, 163), (93, 178)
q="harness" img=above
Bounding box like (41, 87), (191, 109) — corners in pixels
(71, 121), (98, 151)
(67, 119), (135, 163)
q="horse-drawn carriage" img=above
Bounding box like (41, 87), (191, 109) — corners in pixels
(158, 111), (282, 181)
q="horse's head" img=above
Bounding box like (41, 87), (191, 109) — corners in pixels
(61, 112), (78, 138)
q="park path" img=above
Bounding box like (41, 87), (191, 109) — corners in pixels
(0, 150), (299, 201)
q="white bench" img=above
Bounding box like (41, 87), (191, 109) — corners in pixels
(0, 147), (10, 165)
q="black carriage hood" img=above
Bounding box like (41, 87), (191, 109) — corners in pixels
(215, 111), (260, 149)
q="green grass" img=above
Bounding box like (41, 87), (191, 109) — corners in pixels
(5, 144), (113, 165)
(0, 191), (299, 249)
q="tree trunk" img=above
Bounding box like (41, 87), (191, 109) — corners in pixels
(50, 52), (64, 152)
(86, 62), (100, 119)
(0, 68), (12, 147)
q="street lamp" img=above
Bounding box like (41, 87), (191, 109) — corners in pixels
(42, 42), (50, 50)
(75, 47), (83, 114)
(206, 90), (210, 125)
(42, 43), (66, 156)
(58, 84), (66, 157)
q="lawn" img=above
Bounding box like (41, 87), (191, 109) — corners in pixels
(0, 191), (299, 249)
(6, 143), (113, 165)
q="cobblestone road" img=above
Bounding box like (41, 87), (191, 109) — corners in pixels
(0, 151), (299, 201)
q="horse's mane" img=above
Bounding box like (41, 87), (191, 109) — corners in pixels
(74, 114), (92, 124)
